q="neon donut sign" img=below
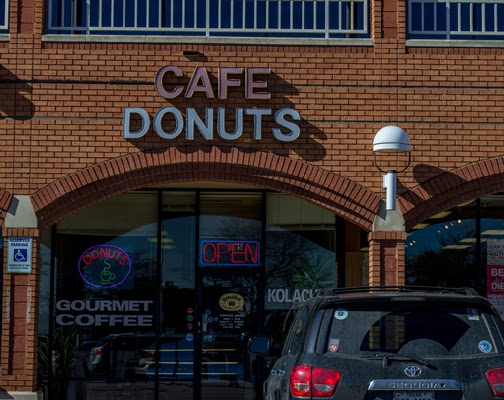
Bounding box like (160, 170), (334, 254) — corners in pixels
(78, 244), (132, 289)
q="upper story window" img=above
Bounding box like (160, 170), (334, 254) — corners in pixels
(0, 0), (8, 33)
(407, 0), (504, 40)
(46, 0), (369, 39)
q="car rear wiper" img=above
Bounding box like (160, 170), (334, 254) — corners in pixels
(361, 354), (437, 369)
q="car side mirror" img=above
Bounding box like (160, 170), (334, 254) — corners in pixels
(248, 336), (272, 355)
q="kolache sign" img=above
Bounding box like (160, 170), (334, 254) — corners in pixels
(123, 66), (301, 142)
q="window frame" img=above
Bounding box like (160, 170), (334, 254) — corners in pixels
(43, 0), (372, 46)
(0, 0), (8, 38)
(406, 0), (504, 46)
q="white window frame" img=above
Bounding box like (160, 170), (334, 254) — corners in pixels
(407, 0), (504, 45)
(44, 0), (372, 46)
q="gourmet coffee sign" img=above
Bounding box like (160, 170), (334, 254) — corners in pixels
(55, 299), (153, 327)
(78, 244), (132, 289)
(123, 66), (301, 142)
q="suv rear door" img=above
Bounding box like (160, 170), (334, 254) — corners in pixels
(265, 300), (317, 399)
(305, 298), (504, 399)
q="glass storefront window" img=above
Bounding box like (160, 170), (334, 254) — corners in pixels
(38, 188), (345, 400)
(40, 192), (159, 399)
(406, 214), (478, 288)
(198, 192), (262, 400)
(406, 193), (504, 302)
(199, 192), (262, 246)
(264, 193), (337, 353)
(156, 192), (197, 400)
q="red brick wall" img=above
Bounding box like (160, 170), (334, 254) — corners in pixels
(369, 231), (407, 286)
(1, 40), (503, 224)
(1, 229), (39, 391)
(1, 40), (503, 214)
(1, 44), (504, 205)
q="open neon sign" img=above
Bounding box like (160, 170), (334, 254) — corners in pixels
(200, 240), (260, 267)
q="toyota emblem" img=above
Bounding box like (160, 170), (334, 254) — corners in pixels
(404, 366), (422, 377)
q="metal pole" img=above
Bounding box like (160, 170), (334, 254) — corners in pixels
(383, 170), (397, 211)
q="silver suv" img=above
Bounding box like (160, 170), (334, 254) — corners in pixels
(250, 286), (504, 400)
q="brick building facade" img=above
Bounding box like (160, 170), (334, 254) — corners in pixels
(1, 0), (504, 398)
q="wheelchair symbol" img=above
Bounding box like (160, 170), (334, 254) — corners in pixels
(14, 249), (27, 262)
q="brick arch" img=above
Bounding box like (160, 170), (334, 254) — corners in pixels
(399, 156), (504, 232)
(0, 189), (13, 224)
(32, 144), (381, 231)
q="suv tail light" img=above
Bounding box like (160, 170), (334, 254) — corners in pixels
(143, 351), (155, 359)
(486, 368), (504, 397)
(94, 348), (104, 356)
(290, 366), (341, 397)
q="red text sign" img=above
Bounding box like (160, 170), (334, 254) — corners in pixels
(200, 240), (260, 266)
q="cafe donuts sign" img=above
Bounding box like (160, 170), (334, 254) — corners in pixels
(123, 66), (301, 142)
(78, 244), (132, 289)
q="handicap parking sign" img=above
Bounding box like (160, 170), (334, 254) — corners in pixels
(14, 248), (28, 262)
(7, 237), (33, 273)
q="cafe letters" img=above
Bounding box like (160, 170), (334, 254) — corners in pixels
(123, 66), (301, 142)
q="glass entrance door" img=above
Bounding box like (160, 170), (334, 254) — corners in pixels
(197, 191), (263, 400)
(198, 272), (259, 400)
(156, 271), (260, 400)
(157, 191), (263, 400)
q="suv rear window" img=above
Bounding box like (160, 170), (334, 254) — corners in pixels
(322, 302), (501, 357)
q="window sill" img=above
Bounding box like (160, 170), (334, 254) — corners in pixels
(42, 34), (373, 47)
(0, 34), (9, 41)
(406, 39), (504, 48)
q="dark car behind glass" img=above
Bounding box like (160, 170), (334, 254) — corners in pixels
(250, 286), (504, 400)
(88, 333), (154, 378)
(136, 334), (244, 384)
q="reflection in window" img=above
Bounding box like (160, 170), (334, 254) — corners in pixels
(266, 196), (336, 295)
(161, 191), (196, 289)
(265, 193), (337, 351)
(40, 192), (159, 399)
(200, 192), (262, 235)
(406, 217), (477, 288)
(46, 0), (369, 39)
(0, 0), (7, 33)
(407, 0), (504, 40)
(326, 304), (492, 357)
(158, 192), (196, 398)
(35, 188), (359, 399)
(362, 311), (469, 354)
(406, 194), (504, 295)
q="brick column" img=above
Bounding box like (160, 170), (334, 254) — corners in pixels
(18, 0), (35, 34)
(1, 228), (40, 392)
(368, 231), (407, 286)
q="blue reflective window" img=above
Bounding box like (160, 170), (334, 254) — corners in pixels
(0, 0), (7, 34)
(407, 0), (504, 40)
(46, 0), (369, 39)
(406, 194), (504, 297)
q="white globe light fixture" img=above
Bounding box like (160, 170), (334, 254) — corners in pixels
(373, 126), (411, 211)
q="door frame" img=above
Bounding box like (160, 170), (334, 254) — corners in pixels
(194, 265), (265, 400)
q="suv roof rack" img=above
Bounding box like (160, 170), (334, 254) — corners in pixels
(319, 285), (480, 297)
